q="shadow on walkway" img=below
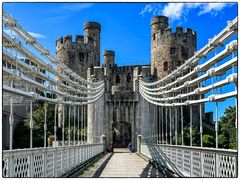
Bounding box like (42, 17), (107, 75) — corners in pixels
(140, 162), (175, 178)
(92, 153), (114, 177)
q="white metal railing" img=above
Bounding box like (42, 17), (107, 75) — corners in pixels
(2, 143), (104, 177)
(141, 144), (237, 177)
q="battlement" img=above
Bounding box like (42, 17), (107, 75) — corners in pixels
(151, 15), (196, 39)
(84, 22), (101, 31)
(76, 35), (84, 43)
(165, 27), (196, 35)
(56, 34), (95, 47)
(156, 26), (197, 38)
(64, 35), (72, 43)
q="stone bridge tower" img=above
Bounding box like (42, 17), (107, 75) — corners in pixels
(150, 16), (197, 78)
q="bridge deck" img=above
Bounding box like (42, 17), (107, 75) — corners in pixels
(81, 148), (175, 178)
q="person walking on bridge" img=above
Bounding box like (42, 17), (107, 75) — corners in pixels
(128, 142), (133, 153)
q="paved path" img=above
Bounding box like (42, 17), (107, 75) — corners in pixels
(81, 148), (175, 178)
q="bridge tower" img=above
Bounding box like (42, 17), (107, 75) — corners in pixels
(150, 15), (197, 78)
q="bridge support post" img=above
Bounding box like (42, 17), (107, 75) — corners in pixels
(101, 134), (107, 152)
(137, 135), (141, 153)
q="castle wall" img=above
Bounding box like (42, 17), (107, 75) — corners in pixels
(151, 16), (197, 78)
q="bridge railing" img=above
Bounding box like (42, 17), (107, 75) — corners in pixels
(141, 144), (237, 177)
(3, 143), (104, 177)
(137, 16), (238, 177)
(2, 10), (106, 178)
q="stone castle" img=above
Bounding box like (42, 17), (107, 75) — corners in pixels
(55, 15), (202, 148)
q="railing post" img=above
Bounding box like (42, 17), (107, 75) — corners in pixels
(175, 107), (177, 145)
(170, 107), (172, 145)
(190, 150), (192, 177)
(44, 150), (47, 177)
(29, 151), (34, 177)
(62, 105), (65, 146)
(44, 101), (47, 148)
(73, 106), (76, 145)
(190, 106), (192, 147)
(9, 153), (14, 177)
(101, 134), (107, 152)
(200, 151), (204, 177)
(137, 135), (142, 154)
(54, 104), (57, 143)
(215, 153), (219, 177)
(181, 106), (184, 146)
(166, 107), (168, 144)
(68, 105), (71, 146)
(161, 106), (164, 144)
(61, 148), (64, 175)
(77, 106), (80, 145)
(30, 101), (33, 148)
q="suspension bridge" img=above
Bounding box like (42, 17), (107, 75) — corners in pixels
(2, 10), (238, 177)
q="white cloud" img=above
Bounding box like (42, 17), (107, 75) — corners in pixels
(28, 32), (46, 39)
(140, 3), (234, 23)
(198, 3), (233, 16)
(162, 3), (185, 22)
(4, 29), (46, 39)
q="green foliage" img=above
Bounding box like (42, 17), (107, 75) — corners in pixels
(180, 125), (200, 146)
(203, 134), (215, 147)
(13, 102), (87, 149)
(218, 106), (236, 149)
(172, 135), (182, 145)
(13, 102), (54, 148)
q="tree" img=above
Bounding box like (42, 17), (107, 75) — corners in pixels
(203, 134), (215, 147)
(218, 106), (236, 149)
(13, 102), (55, 149)
(13, 102), (86, 149)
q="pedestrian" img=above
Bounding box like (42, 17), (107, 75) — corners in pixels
(128, 142), (133, 153)
(109, 142), (114, 152)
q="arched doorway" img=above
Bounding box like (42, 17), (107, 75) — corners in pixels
(112, 121), (131, 148)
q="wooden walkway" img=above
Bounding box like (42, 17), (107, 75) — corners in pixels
(80, 148), (175, 178)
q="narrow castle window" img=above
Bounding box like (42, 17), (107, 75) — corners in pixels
(181, 46), (189, 59)
(126, 73), (131, 83)
(161, 30), (164, 35)
(152, 33), (156, 41)
(115, 74), (120, 84)
(177, 60), (181, 66)
(163, 62), (168, 71)
(170, 47), (176, 55)
(79, 52), (85, 62)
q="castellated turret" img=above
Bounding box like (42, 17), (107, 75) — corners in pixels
(151, 16), (197, 78)
(103, 50), (115, 68)
(56, 22), (101, 79)
(84, 22), (101, 65)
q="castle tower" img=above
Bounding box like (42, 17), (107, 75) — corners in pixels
(56, 22), (101, 79)
(150, 15), (197, 78)
(103, 50), (115, 68)
(84, 22), (101, 66)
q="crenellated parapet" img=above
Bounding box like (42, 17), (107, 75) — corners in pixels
(56, 34), (94, 49)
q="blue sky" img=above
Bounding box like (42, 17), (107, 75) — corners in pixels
(3, 2), (238, 119)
